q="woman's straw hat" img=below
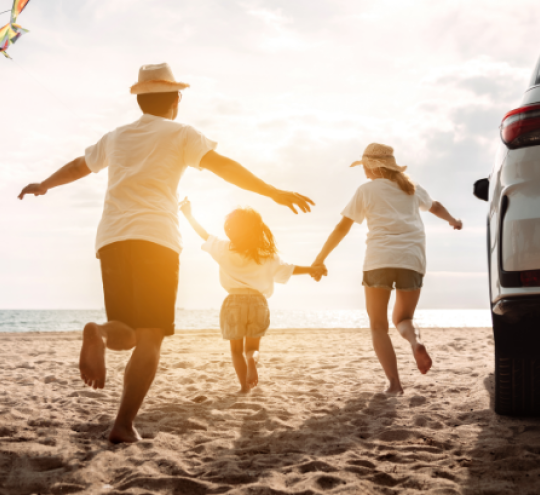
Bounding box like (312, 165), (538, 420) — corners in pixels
(350, 143), (407, 173)
(130, 63), (190, 95)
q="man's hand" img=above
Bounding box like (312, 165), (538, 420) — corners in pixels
(18, 183), (48, 200)
(271, 190), (315, 214)
(310, 263), (328, 282)
(178, 196), (192, 216)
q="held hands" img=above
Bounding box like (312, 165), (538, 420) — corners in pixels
(310, 263), (328, 282)
(271, 189), (315, 214)
(18, 183), (48, 200)
(178, 196), (192, 216)
(450, 218), (463, 230)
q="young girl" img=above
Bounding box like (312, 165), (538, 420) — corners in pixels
(313, 143), (462, 395)
(180, 198), (327, 393)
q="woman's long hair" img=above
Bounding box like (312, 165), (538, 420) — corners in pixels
(224, 207), (277, 264)
(365, 165), (416, 195)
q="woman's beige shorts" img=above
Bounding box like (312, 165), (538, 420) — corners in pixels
(219, 292), (270, 340)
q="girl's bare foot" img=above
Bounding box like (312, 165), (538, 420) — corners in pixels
(238, 386), (251, 394)
(384, 379), (404, 396)
(79, 323), (106, 389)
(109, 424), (142, 444)
(246, 357), (258, 389)
(412, 343), (432, 374)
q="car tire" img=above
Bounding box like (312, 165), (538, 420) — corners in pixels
(492, 311), (540, 415)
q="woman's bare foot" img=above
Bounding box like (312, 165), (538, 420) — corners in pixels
(79, 323), (106, 389)
(246, 357), (258, 389)
(412, 343), (432, 374)
(108, 424), (142, 444)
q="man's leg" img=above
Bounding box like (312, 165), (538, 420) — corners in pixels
(365, 287), (403, 395)
(80, 320), (137, 389)
(230, 339), (249, 393)
(109, 328), (164, 444)
(245, 337), (261, 389)
(392, 289), (432, 374)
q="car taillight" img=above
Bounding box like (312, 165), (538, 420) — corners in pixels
(501, 104), (540, 149)
(520, 270), (540, 287)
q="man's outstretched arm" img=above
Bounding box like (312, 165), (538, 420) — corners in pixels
(18, 156), (91, 200)
(199, 150), (314, 214)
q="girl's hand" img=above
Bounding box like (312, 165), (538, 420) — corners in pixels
(450, 218), (463, 230)
(179, 196), (192, 216)
(310, 263), (328, 281)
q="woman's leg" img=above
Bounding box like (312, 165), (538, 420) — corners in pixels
(392, 289), (432, 374)
(230, 339), (249, 393)
(245, 337), (261, 389)
(365, 287), (403, 394)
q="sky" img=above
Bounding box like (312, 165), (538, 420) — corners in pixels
(1, 0), (539, 311)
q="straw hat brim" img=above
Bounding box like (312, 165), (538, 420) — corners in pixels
(130, 80), (190, 95)
(350, 158), (407, 173)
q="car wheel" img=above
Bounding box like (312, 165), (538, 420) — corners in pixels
(492, 310), (540, 415)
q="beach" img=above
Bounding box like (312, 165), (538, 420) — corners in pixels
(0, 326), (538, 495)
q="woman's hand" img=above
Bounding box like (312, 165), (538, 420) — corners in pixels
(310, 263), (328, 282)
(178, 196), (192, 216)
(450, 218), (463, 230)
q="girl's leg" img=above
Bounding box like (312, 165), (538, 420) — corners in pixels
(392, 289), (432, 374)
(245, 337), (261, 389)
(230, 339), (249, 393)
(365, 287), (403, 395)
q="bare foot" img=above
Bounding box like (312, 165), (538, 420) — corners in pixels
(246, 357), (259, 389)
(109, 424), (142, 444)
(238, 386), (251, 394)
(384, 381), (404, 396)
(412, 343), (432, 374)
(79, 322), (106, 389)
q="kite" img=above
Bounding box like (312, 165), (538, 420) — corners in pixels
(0, 0), (31, 59)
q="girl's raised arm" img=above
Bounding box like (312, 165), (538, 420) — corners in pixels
(179, 197), (210, 241)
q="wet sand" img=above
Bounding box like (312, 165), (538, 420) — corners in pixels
(0, 327), (539, 495)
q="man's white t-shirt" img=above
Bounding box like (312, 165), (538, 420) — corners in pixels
(341, 179), (433, 274)
(85, 114), (217, 255)
(202, 235), (295, 297)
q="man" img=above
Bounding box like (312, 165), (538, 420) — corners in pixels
(18, 63), (314, 444)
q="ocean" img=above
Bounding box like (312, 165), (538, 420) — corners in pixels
(0, 309), (491, 333)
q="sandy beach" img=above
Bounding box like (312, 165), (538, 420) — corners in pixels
(0, 326), (538, 495)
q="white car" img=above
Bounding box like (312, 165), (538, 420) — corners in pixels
(475, 56), (540, 415)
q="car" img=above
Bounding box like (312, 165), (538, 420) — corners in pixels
(474, 55), (540, 415)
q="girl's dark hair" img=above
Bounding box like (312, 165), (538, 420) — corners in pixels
(224, 207), (277, 264)
(136, 92), (178, 116)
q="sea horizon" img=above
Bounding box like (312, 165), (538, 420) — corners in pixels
(0, 308), (492, 333)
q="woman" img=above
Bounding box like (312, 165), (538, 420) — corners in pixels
(313, 143), (462, 395)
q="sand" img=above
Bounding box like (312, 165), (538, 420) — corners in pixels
(0, 327), (538, 495)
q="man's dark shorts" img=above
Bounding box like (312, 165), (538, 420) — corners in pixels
(99, 240), (179, 336)
(363, 268), (423, 291)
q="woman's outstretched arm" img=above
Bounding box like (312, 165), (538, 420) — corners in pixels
(312, 216), (354, 271)
(429, 201), (462, 230)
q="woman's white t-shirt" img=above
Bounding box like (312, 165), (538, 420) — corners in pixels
(341, 179), (433, 274)
(202, 236), (295, 297)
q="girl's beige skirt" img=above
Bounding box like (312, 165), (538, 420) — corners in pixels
(219, 288), (270, 340)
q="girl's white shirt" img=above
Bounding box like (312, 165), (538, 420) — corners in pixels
(202, 236), (294, 297)
(342, 179), (433, 274)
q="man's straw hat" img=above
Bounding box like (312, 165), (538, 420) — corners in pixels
(130, 63), (190, 95)
(350, 143), (407, 173)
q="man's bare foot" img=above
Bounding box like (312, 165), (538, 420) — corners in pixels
(108, 424), (142, 444)
(246, 357), (258, 389)
(79, 322), (106, 389)
(412, 343), (432, 374)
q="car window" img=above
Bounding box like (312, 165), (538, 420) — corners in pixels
(529, 56), (540, 88)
